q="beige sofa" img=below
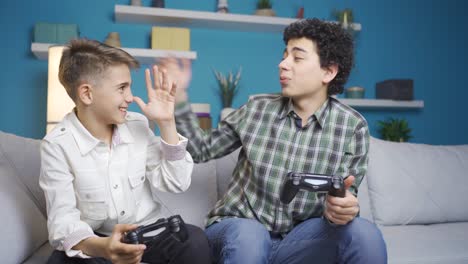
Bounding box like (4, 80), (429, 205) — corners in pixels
(1, 130), (468, 263)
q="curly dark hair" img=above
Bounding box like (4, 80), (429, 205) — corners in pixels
(283, 18), (354, 95)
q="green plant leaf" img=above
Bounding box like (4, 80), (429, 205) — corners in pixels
(377, 118), (412, 142)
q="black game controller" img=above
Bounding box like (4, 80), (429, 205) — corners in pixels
(280, 172), (346, 204)
(123, 215), (188, 244)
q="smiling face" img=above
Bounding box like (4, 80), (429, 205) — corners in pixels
(279, 37), (335, 102)
(89, 64), (133, 126)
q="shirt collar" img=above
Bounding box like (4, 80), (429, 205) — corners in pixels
(277, 97), (331, 128)
(65, 110), (134, 155)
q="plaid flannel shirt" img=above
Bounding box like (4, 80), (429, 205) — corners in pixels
(175, 94), (369, 234)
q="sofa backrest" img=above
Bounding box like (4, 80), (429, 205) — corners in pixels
(0, 131), (48, 263)
(366, 137), (468, 226)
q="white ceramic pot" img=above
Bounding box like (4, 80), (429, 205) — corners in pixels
(254, 9), (276, 16)
(220, 107), (235, 120)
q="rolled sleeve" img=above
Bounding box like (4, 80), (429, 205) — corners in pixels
(63, 231), (97, 258)
(160, 133), (188, 161)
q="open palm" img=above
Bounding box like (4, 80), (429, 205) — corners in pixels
(134, 65), (176, 126)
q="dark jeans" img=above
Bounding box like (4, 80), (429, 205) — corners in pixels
(46, 224), (211, 264)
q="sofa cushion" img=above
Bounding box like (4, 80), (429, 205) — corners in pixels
(0, 132), (46, 216)
(380, 222), (468, 264)
(0, 132), (48, 263)
(153, 160), (218, 228)
(367, 137), (468, 225)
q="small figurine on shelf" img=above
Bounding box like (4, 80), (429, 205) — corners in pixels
(104, 32), (121, 48)
(296, 7), (304, 19)
(130, 0), (142, 6)
(217, 0), (228, 13)
(152, 0), (165, 8)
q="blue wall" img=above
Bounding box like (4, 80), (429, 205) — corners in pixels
(1, 0), (467, 144)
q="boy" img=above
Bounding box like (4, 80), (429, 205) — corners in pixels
(39, 39), (211, 264)
(163, 18), (387, 263)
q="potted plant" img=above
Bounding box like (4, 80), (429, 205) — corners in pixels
(213, 67), (242, 119)
(255, 0), (275, 16)
(333, 8), (354, 29)
(377, 118), (412, 142)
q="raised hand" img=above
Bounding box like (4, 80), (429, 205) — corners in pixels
(158, 58), (192, 103)
(324, 175), (360, 225)
(134, 65), (177, 126)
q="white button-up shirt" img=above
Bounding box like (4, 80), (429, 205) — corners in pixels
(39, 111), (193, 258)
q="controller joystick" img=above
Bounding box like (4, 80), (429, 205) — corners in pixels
(280, 172), (346, 204)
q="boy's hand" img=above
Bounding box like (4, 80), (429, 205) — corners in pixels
(323, 175), (360, 225)
(72, 224), (145, 264)
(105, 224), (146, 264)
(134, 65), (179, 144)
(134, 65), (177, 127)
(158, 58), (192, 103)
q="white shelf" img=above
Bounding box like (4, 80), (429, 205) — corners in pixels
(338, 98), (424, 109)
(31, 42), (197, 64)
(115, 5), (361, 32)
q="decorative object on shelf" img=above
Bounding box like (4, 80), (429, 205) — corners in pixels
(213, 67), (242, 120)
(333, 8), (353, 30)
(191, 103), (212, 131)
(130, 0), (142, 6)
(377, 118), (412, 142)
(332, 8), (361, 35)
(34, 22), (79, 44)
(104, 32), (121, 47)
(255, 0), (275, 16)
(151, 27), (190, 51)
(376, 79), (414, 101)
(152, 0), (165, 8)
(296, 7), (304, 19)
(345, 86), (365, 99)
(217, 0), (228, 13)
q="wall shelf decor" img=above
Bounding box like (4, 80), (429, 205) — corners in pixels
(114, 5), (362, 32)
(338, 98), (424, 109)
(31, 42), (197, 64)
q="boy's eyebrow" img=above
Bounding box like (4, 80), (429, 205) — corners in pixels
(116, 81), (130, 87)
(283, 47), (308, 54)
(291, 47), (307, 53)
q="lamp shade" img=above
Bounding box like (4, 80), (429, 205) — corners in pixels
(47, 46), (74, 133)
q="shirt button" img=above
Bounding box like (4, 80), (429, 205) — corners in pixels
(140, 176), (144, 181)
(113, 184), (119, 189)
(120, 211), (125, 216)
(85, 194), (91, 199)
(61, 128), (66, 131)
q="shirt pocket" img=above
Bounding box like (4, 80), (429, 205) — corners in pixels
(128, 153), (147, 203)
(76, 186), (108, 221)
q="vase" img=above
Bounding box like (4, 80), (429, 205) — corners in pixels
(220, 107), (235, 120)
(152, 0), (165, 8)
(254, 9), (276, 17)
(130, 0), (142, 6)
(345, 86), (365, 99)
(104, 32), (121, 48)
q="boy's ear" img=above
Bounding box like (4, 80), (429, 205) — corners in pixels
(322, 64), (339, 84)
(77, 84), (93, 105)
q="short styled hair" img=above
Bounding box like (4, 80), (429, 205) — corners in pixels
(283, 18), (354, 95)
(58, 38), (140, 102)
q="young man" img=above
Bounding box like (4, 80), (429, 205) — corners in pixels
(39, 39), (211, 264)
(164, 18), (387, 263)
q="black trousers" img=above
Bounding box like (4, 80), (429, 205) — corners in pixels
(46, 224), (211, 264)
